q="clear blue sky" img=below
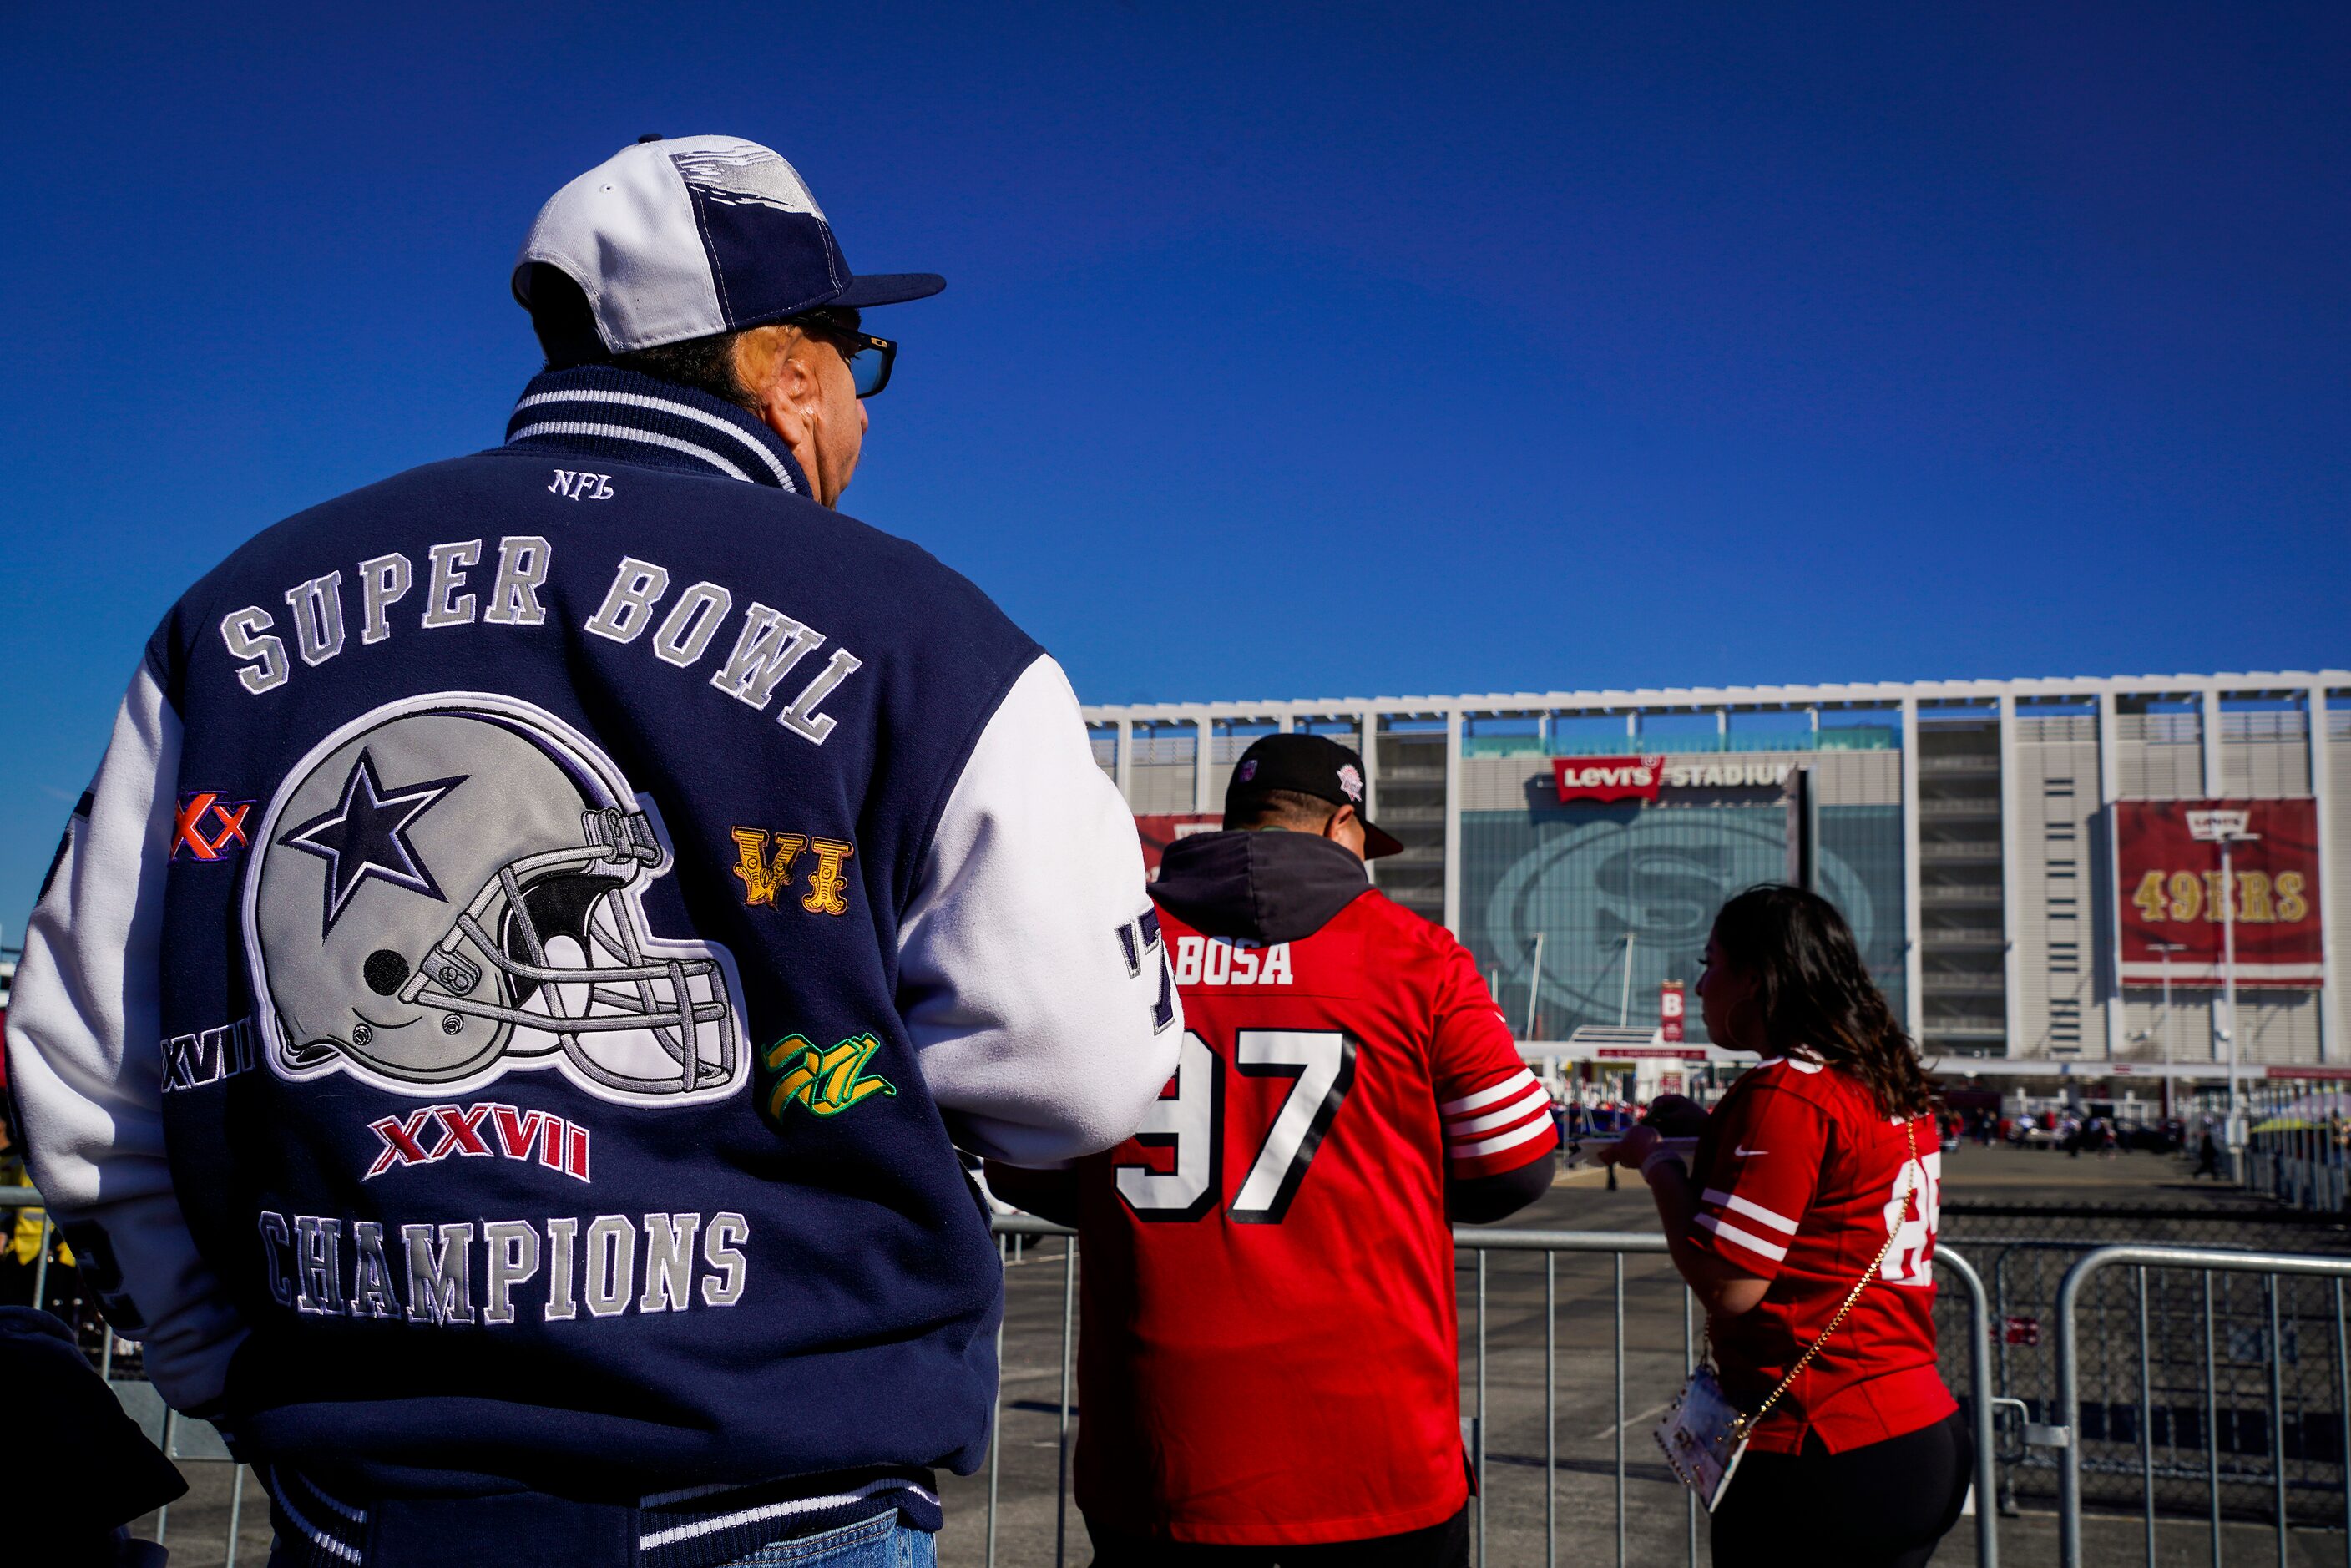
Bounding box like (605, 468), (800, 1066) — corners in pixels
(3, 2), (2346, 938)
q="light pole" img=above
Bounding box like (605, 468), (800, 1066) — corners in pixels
(2154, 941), (2187, 1122)
(2189, 810), (2259, 1176)
(1522, 931), (1545, 1040)
(1616, 930), (1637, 1028)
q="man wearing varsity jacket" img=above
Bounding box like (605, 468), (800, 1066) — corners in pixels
(4, 136), (1181, 1568)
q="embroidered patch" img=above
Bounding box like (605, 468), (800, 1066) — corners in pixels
(244, 693), (746, 1109)
(160, 1016), (260, 1092)
(363, 1100), (592, 1183)
(172, 791), (256, 862)
(763, 1032), (897, 1122)
(731, 827), (855, 915)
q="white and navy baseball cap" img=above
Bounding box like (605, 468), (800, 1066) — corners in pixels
(513, 134), (943, 356)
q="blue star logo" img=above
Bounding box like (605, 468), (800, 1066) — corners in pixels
(279, 750), (467, 938)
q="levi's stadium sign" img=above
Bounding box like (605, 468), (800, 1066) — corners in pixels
(1552, 756), (1796, 803)
(1553, 756), (1664, 802)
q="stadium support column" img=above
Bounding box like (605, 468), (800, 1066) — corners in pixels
(1999, 694), (2024, 1056)
(2312, 685), (2340, 1063)
(1194, 712), (1212, 814)
(2202, 687), (2226, 797)
(1115, 716), (1133, 807)
(2097, 690), (2126, 1063)
(1901, 697), (1924, 1042)
(1444, 707), (1464, 936)
(1361, 710), (1379, 887)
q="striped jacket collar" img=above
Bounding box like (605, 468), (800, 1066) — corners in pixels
(504, 365), (811, 495)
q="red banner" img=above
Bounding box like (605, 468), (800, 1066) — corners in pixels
(1554, 755), (1665, 803)
(2116, 798), (2324, 988)
(1135, 814), (1221, 878)
(1660, 980), (1686, 1044)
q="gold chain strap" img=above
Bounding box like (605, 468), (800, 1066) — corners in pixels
(1729, 1116), (1920, 1442)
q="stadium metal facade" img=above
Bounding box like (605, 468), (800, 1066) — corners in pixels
(1084, 670), (2350, 1075)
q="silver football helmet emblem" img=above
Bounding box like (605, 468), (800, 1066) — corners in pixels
(244, 693), (746, 1105)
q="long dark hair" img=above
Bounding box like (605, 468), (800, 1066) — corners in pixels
(1710, 884), (1935, 1120)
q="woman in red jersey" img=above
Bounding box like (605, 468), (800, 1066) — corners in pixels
(1605, 886), (1969, 1568)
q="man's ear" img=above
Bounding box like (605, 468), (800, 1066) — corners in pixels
(736, 326), (817, 437)
(1323, 804), (1358, 841)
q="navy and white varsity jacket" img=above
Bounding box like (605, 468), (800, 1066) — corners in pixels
(6, 366), (1182, 1565)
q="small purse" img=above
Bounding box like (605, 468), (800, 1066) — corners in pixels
(1654, 1120), (1918, 1511)
(1655, 1359), (1751, 1509)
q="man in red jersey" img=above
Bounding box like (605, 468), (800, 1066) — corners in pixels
(991, 734), (1558, 1567)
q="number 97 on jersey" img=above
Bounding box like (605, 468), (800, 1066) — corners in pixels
(1115, 1029), (1358, 1226)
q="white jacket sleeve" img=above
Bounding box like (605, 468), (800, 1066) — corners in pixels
(898, 655), (1182, 1165)
(5, 662), (248, 1412)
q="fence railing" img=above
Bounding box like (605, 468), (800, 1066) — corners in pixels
(1958, 1218), (2351, 1531)
(2242, 1075), (2351, 1215)
(28, 1186), (2348, 1568)
(983, 1215), (2000, 1568)
(2055, 1244), (2351, 1568)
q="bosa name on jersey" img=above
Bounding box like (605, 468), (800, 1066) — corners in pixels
(1168, 935), (1294, 988)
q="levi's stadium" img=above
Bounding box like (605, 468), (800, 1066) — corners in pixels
(1082, 668), (2351, 1100)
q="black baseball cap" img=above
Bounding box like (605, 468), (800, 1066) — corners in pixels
(1226, 735), (1405, 860)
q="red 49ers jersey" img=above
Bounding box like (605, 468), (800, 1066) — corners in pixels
(1070, 888), (1556, 1545)
(1687, 1056), (1955, 1454)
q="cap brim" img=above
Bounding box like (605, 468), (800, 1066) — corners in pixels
(1362, 819), (1405, 861)
(830, 272), (946, 308)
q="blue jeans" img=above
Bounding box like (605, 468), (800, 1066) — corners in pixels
(720, 1511), (938, 1567)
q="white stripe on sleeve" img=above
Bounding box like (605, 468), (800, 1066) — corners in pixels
(1450, 1115), (1558, 1162)
(1695, 1211), (1790, 1263)
(1446, 1081), (1551, 1138)
(4, 662), (249, 1413)
(1439, 1069), (1540, 1117)
(1700, 1189), (1801, 1236)
(899, 655), (1182, 1164)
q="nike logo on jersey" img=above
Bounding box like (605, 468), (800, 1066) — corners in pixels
(1734, 1146), (1769, 1157)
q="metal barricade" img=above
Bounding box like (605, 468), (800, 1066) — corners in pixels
(985, 1216), (2000, 1568)
(2055, 1244), (2351, 1568)
(2241, 1077), (2351, 1216)
(8, 1188), (1995, 1567)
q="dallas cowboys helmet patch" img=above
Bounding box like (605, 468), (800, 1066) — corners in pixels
(244, 693), (747, 1105)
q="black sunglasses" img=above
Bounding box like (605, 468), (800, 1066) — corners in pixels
(792, 310), (897, 398)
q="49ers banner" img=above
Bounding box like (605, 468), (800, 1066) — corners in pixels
(1135, 813), (1221, 878)
(2116, 798), (2324, 988)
